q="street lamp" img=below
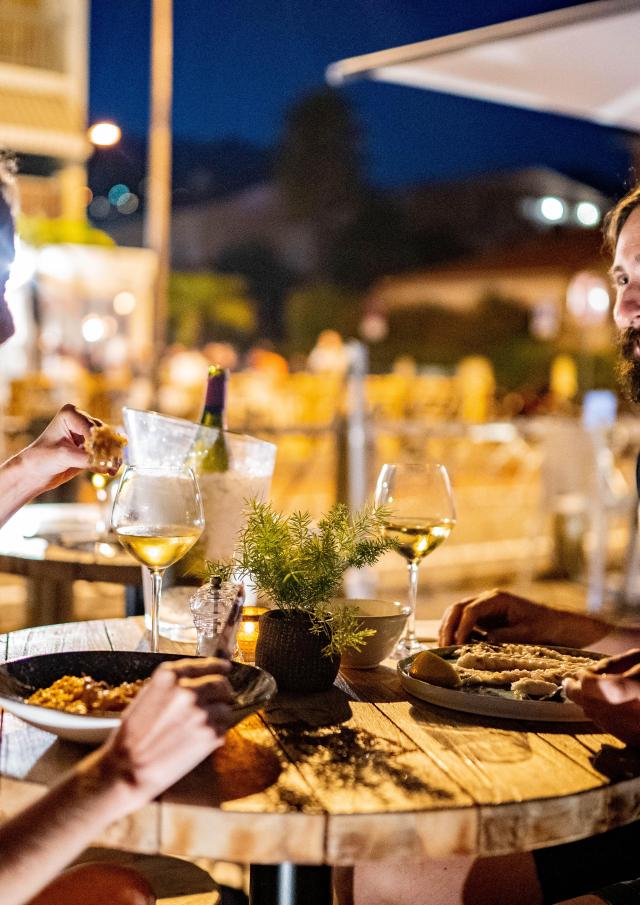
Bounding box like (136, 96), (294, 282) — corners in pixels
(88, 121), (122, 147)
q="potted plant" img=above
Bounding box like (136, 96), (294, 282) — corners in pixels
(216, 500), (392, 692)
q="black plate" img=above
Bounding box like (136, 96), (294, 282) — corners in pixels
(0, 650), (276, 728)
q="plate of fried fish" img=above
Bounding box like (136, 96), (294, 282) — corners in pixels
(399, 641), (604, 721)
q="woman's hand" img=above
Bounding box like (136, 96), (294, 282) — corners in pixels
(0, 657), (234, 905)
(565, 650), (640, 747)
(22, 404), (115, 494)
(438, 589), (608, 648)
(95, 657), (233, 811)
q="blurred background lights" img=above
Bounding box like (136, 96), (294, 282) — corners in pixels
(88, 121), (121, 147)
(108, 183), (129, 205)
(529, 299), (559, 340)
(37, 246), (75, 280)
(539, 196), (565, 222)
(116, 191), (139, 214)
(89, 196), (110, 219)
(39, 324), (63, 352)
(81, 315), (107, 343)
(7, 238), (36, 290)
(587, 285), (610, 313)
(102, 315), (118, 338)
(575, 201), (600, 227)
(359, 313), (388, 342)
(566, 271), (610, 324)
(113, 290), (137, 315)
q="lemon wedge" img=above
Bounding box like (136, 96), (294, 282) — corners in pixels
(409, 650), (460, 688)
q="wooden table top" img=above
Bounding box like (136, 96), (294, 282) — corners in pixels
(2, 617), (640, 866)
(0, 504), (141, 584)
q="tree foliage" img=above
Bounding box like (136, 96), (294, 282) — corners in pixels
(275, 88), (365, 221)
(168, 271), (255, 346)
(285, 282), (361, 355)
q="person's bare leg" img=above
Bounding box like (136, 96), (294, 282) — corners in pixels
(26, 862), (156, 905)
(353, 852), (543, 905)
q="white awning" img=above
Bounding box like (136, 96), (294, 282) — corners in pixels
(326, 0), (640, 132)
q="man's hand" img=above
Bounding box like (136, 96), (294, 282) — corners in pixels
(438, 589), (608, 648)
(23, 404), (116, 493)
(95, 657), (233, 811)
(565, 650), (640, 747)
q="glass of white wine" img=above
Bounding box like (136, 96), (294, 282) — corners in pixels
(375, 462), (456, 658)
(111, 465), (205, 652)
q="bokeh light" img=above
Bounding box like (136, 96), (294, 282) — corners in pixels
(539, 196), (565, 222)
(116, 192), (139, 214)
(81, 315), (106, 343)
(575, 201), (600, 227)
(108, 184), (129, 205)
(113, 291), (137, 315)
(89, 196), (110, 219)
(88, 122), (121, 147)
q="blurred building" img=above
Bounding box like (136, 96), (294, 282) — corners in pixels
(106, 181), (316, 275)
(0, 0), (90, 219)
(372, 229), (607, 315)
(398, 167), (609, 260)
(105, 165), (610, 279)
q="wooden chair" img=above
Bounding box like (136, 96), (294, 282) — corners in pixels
(73, 849), (219, 905)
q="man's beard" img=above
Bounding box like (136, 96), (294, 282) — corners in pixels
(617, 327), (640, 403)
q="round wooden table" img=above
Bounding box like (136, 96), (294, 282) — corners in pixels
(0, 504), (142, 625)
(2, 618), (640, 904)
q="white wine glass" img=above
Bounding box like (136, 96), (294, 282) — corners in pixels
(111, 465), (205, 652)
(375, 462), (456, 658)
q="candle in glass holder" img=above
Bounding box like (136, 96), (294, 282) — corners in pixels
(236, 606), (268, 662)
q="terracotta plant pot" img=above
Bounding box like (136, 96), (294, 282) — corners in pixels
(255, 610), (340, 693)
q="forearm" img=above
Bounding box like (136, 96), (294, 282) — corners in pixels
(594, 625), (640, 656)
(0, 748), (134, 905)
(537, 607), (613, 650)
(552, 609), (640, 656)
(0, 452), (42, 527)
(534, 604), (640, 657)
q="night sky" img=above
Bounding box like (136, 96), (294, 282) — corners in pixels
(89, 0), (633, 194)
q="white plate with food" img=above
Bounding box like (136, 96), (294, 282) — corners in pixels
(398, 641), (604, 722)
(0, 651), (276, 743)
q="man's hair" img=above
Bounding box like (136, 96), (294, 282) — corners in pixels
(603, 180), (640, 255)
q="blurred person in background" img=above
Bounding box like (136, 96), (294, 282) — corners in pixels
(0, 153), (235, 905)
(246, 340), (289, 377)
(307, 328), (349, 375)
(342, 183), (640, 905)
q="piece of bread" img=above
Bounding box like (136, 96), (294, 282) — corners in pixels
(85, 423), (127, 473)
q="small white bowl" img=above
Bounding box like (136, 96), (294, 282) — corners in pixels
(332, 598), (410, 669)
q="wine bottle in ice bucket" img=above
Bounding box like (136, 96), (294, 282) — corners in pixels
(164, 366), (229, 589)
(195, 365), (230, 472)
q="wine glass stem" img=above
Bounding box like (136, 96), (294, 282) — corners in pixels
(149, 568), (164, 653)
(405, 560), (419, 647)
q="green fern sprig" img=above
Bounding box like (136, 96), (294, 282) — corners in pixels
(236, 500), (393, 654)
